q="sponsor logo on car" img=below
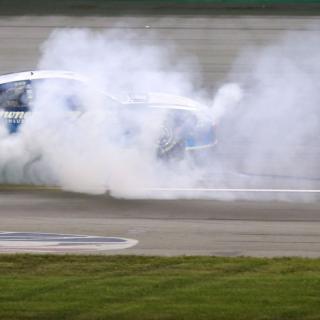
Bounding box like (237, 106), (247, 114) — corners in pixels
(0, 111), (28, 124)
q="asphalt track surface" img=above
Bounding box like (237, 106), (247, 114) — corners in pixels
(2, 188), (320, 256)
(2, 14), (320, 256)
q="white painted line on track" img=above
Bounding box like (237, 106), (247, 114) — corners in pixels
(147, 188), (320, 193)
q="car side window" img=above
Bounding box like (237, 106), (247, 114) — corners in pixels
(0, 80), (32, 133)
(0, 80), (32, 110)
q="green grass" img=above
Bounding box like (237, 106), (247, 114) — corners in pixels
(1, 255), (320, 319)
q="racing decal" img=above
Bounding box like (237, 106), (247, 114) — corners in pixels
(0, 111), (28, 124)
(0, 232), (138, 253)
(0, 111), (27, 118)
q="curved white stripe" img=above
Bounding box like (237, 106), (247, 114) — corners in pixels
(147, 188), (320, 193)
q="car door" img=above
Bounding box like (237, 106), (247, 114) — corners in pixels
(0, 80), (32, 133)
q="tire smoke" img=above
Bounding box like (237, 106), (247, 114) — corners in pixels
(1, 28), (320, 201)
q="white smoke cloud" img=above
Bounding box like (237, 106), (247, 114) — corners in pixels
(0, 29), (206, 196)
(211, 83), (243, 125)
(39, 28), (198, 96)
(223, 32), (320, 179)
(1, 28), (320, 201)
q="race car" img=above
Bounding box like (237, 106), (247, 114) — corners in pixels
(0, 70), (216, 160)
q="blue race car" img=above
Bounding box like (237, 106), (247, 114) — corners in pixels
(0, 70), (216, 160)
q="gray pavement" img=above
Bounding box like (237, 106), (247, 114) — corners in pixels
(1, 189), (320, 256)
(1, 15), (320, 89)
(1, 14), (320, 256)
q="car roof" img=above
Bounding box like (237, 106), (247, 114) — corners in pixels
(0, 70), (87, 85)
(0, 71), (206, 112)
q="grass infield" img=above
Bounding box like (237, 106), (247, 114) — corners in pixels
(0, 255), (320, 319)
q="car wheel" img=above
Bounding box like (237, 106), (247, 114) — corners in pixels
(157, 125), (185, 160)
